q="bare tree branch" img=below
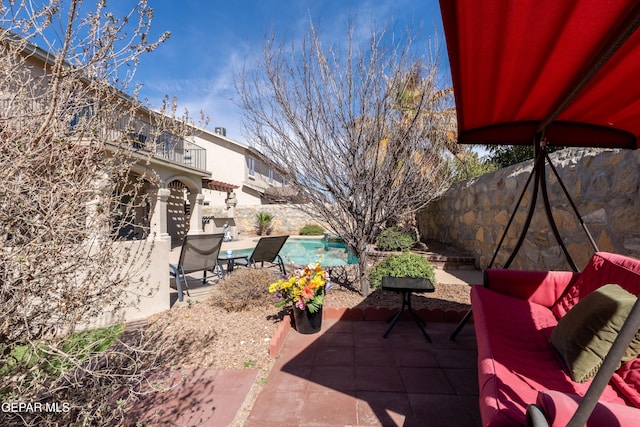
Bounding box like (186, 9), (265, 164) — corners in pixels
(237, 19), (457, 295)
(0, 1), (186, 425)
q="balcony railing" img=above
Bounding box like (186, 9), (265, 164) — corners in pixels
(154, 140), (206, 171)
(107, 127), (206, 171)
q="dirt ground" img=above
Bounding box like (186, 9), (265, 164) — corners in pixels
(145, 270), (472, 374)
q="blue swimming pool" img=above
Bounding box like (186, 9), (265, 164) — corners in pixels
(234, 237), (358, 267)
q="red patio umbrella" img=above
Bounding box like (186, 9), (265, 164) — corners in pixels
(440, 0), (640, 275)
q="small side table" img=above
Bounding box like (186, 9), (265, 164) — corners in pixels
(381, 276), (435, 342)
(217, 254), (250, 277)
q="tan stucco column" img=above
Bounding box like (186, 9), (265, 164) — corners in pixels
(225, 191), (237, 217)
(86, 172), (111, 240)
(149, 188), (171, 241)
(224, 191), (238, 240)
(187, 192), (204, 234)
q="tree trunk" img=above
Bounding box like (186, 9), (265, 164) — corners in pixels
(357, 248), (371, 296)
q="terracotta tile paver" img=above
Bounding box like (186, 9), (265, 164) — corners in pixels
(125, 368), (258, 426)
(246, 319), (479, 426)
(357, 391), (414, 426)
(247, 390), (307, 425)
(408, 393), (478, 426)
(300, 391), (359, 425)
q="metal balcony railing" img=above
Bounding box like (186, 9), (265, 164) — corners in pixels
(154, 140), (206, 171)
(107, 127), (207, 171)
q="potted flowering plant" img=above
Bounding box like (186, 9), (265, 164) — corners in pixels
(269, 262), (331, 333)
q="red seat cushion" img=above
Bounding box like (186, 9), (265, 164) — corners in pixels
(473, 286), (628, 426)
(612, 358), (640, 407)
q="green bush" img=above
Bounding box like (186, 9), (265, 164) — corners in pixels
(369, 252), (436, 288)
(211, 268), (279, 312)
(299, 224), (324, 235)
(0, 324), (124, 379)
(375, 226), (416, 251)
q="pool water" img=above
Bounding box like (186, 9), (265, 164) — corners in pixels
(233, 238), (358, 267)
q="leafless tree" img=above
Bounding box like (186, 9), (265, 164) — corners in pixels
(0, 1), (188, 425)
(237, 20), (457, 295)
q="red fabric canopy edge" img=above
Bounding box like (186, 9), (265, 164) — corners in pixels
(459, 122), (636, 149)
(440, 0), (640, 149)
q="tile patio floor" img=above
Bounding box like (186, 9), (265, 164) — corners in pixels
(164, 241), (482, 426)
(245, 318), (480, 426)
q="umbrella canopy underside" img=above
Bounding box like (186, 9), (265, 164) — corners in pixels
(440, 0), (640, 149)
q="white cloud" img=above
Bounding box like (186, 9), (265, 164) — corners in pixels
(132, 0), (447, 145)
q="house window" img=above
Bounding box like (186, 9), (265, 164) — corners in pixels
(247, 157), (255, 178)
(69, 104), (95, 131)
(268, 168), (274, 184)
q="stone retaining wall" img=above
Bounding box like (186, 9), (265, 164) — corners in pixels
(203, 204), (329, 237)
(417, 148), (640, 271)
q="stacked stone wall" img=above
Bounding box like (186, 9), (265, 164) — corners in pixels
(417, 148), (640, 271)
(203, 204), (329, 237)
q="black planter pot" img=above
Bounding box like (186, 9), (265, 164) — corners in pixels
(292, 305), (323, 334)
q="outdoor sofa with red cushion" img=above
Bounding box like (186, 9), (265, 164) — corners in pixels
(472, 251), (640, 426)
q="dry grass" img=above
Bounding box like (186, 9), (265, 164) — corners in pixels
(210, 268), (280, 312)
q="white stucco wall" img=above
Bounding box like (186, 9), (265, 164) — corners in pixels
(86, 238), (171, 328)
(191, 131), (285, 207)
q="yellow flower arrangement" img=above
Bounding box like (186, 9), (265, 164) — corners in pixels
(268, 262), (330, 313)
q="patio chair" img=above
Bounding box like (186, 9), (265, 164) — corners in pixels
(169, 233), (224, 302)
(234, 235), (289, 276)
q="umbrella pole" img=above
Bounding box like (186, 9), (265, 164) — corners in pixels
(538, 141), (579, 272)
(450, 140), (542, 340)
(544, 149), (600, 253)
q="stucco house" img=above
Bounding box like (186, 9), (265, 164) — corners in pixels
(5, 27), (299, 327)
(3, 37), (216, 324)
(195, 127), (286, 206)
(188, 126), (290, 237)
(6, 32), (298, 326)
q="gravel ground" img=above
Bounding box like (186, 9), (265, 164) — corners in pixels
(145, 266), (472, 374)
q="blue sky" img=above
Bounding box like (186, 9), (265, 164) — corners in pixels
(130, 0), (447, 142)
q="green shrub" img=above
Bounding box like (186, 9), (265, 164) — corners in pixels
(375, 226), (416, 251)
(369, 252), (436, 288)
(211, 268), (279, 312)
(255, 211), (274, 235)
(0, 324), (124, 379)
(299, 224), (324, 235)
